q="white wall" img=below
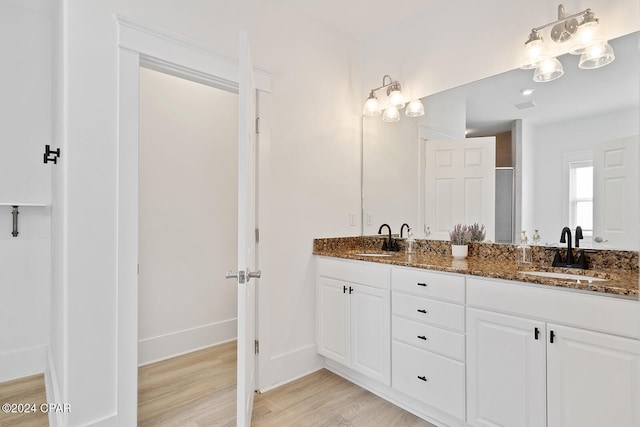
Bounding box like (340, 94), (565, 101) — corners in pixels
(530, 107), (640, 245)
(137, 67), (238, 364)
(362, 116), (420, 236)
(0, 0), (52, 382)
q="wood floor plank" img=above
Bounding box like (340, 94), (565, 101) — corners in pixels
(0, 374), (49, 427)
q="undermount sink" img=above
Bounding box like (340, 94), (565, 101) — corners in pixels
(519, 271), (608, 283)
(353, 253), (394, 257)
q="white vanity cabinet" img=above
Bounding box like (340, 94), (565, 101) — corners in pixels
(466, 277), (640, 427)
(391, 267), (466, 420)
(316, 257), (391, 385)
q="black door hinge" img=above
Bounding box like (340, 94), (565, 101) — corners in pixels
(44, 145), (61, 164)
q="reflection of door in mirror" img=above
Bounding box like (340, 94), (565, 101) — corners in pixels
(593, 136), (639, 250)
(424, 138), (496, 242)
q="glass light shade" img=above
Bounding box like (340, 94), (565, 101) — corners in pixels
(405, 99), (425, 117)
(521, 38), (547, 69)
(382, 106), (400, 122)
(363, 96), (382, 116)
(578, 41), (615, 69)
(569, 20), (603, 55)
(387, 90), (406, 109)
(533, 57), (564, 82)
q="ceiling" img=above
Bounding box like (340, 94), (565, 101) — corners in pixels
(279, 0), (433, 42)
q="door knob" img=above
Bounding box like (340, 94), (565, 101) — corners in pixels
(225, 269), (261, 284)
(225, 271), (245, 283)
(247, 268), (261, 279)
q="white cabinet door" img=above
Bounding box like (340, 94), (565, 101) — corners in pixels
(317, 276), (350, 366)
(351, 283), (390, 385)
(547, 324), (640, 427)
(466, 308), (546, 427)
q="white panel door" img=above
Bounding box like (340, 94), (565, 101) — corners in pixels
(466, 308), (546, 427)
(547, 324), (640, 427)
(236, 31), (258, 427)
(593, 136), (639, 250)
(350, 283), (390, 385)
(425, 138), (495, 241)
(316, 276), (350, 366)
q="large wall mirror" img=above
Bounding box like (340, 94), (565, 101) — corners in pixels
(362, 31), (639, 250)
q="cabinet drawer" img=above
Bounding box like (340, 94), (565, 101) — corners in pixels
(392, 267), (464, 303)
(392, 316), (464, 361)
(393, 292), (464, 332)
(318, 257), (390, 289)
(392, 340), (465, 419)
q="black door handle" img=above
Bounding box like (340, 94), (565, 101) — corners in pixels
(417, 309), (427, 314)
(550, 330), (555, 343)
(534, 327), (540, 340)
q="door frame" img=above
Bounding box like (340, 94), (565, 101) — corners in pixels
(115, 15), (271, 425)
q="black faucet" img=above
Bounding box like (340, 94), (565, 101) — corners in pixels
(550, 226), (592, 269)
(400, 223), (410, 238)
(575, 226), (583, 248)
(378, 223), (397, 251)
(559, 226), (575, 265)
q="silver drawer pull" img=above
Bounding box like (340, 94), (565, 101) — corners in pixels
(417, 309), (428, 314)
(417, 375), (428, 382)
(417, 335), (428, 341)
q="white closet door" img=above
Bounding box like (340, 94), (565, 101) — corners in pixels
(236, 31), (258, 427)
(593, 136), (639, 250)
(425, 137), (495, 241)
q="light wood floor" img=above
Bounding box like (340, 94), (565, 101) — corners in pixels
(0, 374), (49, 427)
(139, 340), (436, 426)
(1, 342), (436, 426)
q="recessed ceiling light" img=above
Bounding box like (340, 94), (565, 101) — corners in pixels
(520, 88), (535, 96)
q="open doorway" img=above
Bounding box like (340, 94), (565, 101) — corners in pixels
(137, 67), (239, 421)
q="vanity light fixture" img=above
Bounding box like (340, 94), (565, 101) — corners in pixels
(520, 4), (615, 82)
(363, 74), (424, 121)
(382, 106), (400, 122)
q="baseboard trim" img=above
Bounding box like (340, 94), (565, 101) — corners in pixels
(0, 345), (46, 382)
(138, 319), (237, 366)
(44, 347), (63, 427)
(78, 413), (117, 427)
(257, 344), (323, 392)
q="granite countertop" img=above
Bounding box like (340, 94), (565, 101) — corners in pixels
(313, 242), (639, 298)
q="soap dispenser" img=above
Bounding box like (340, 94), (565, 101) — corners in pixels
(406, 227), (415, 254)
(532, 229), (541, 246)
(516, 230), (532, 265)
